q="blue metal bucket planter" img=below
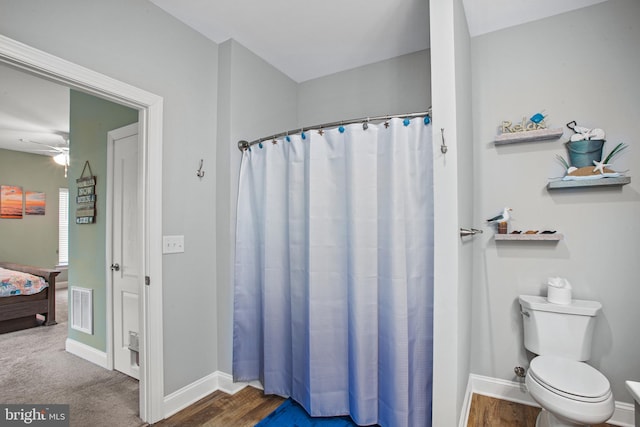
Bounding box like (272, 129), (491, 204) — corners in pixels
(565, 139), (605, 167)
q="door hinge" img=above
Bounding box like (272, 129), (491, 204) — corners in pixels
(145, 276), (150, 286)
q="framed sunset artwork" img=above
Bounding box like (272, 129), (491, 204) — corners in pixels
(25, 191), (46, 215)
(0, 185), (23, 219)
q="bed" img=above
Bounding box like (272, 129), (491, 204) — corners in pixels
(0, 262), (60, 334)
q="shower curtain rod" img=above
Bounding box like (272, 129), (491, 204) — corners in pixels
(237, 108), (432, 151)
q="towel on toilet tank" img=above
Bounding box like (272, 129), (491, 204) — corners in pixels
(547, 277), (572, 304)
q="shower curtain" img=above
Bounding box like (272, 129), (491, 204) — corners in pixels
(233, 117), (434, 427)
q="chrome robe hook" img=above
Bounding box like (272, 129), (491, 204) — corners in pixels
(196, 159), (205, 178)
(440, 128), (448, 154)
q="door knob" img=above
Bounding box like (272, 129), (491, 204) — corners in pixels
(110, 263), (120, 271)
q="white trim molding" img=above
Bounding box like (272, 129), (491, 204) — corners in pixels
(163, 371), (262, 419)
(460, 374), (634, 427)
(65, 338), (108, 369)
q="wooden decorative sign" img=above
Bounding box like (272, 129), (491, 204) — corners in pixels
(495, 112), (564, 145)
(76, 161), (96, 224)
(500, 117), (547, 133)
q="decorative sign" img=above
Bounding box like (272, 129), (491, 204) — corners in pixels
(495, 112), (563, 145)
(76, 161), (96, 224)
(76, 216), (94, 224)
(501, 116), (547, 134)
(76, 195), (96, 203)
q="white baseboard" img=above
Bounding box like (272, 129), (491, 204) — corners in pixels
(461, 374), (634, 427)
(65, 338), (108, 369)
(613, 402), (637, 427)
(163, 371), (262, 419)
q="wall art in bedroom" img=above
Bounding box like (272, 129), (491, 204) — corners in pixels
(75, 160), (96, 224)
(0, 185), (23, 219)
(25, 191), (46, 215)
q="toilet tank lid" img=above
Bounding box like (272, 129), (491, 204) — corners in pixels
(519, 295), (601, 316)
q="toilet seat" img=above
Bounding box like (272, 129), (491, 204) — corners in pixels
(529, 355), (611, 403)
(526, 356), (615, 426)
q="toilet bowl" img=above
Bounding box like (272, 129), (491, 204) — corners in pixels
(526, 355), (614, 426)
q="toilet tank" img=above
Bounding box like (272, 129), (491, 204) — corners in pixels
(519, 295), (601, 361)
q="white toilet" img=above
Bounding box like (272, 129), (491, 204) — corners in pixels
(519, 295), (614, 427)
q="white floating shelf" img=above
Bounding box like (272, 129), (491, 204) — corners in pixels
(494, 128), (564, 145)
(547, 176), (631, 189)
(495, 233), (563, 241)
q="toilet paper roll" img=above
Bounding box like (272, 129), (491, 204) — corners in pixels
(547, 284), (572, 304)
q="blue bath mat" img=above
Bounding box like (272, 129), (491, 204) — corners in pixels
(255, 398), (361, 426)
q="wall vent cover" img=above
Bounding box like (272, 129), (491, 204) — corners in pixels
(70, 286), (93, 334)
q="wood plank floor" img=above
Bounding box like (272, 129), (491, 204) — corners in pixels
(466, 394), (614, 427)
(152, 389), (616, 426)
(466, 394), (539, 427)
(151, 386), (284, 427)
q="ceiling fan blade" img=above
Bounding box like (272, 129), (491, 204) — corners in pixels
(20, 138), (66, 152)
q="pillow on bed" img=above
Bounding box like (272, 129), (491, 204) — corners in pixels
(0, 267), (48, 297)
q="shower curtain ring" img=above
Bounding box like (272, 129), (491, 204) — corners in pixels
(363, 118), (370, 130)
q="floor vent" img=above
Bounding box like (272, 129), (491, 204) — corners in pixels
(70, 286), (93, 334)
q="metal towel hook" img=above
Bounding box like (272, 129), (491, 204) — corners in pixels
(440, 128), (448, 154)
(196, 159), (205, 178)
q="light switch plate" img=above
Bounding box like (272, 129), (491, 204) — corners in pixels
(163, 235), (185, 254)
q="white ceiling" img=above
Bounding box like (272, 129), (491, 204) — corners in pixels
(149, 0), (607, 83)
(0, 0), (607, 156)
(0, 63), (69, 157)
(150, 0), (431, 83)
(462, 0), (607, 37)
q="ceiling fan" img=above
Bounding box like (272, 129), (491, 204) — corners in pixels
(19, 132), (70, 176)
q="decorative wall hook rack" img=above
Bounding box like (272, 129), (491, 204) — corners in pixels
(196, 159), (205, 178)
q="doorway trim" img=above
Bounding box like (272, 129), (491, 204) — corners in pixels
(0, 35), (165, 423)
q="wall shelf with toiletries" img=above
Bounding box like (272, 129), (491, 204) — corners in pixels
(547, 176), (631, 189)
(495, 233), (563, 241)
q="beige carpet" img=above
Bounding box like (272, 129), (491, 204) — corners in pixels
(0, 288), (146, 427)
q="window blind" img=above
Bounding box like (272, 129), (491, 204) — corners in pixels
(58, 188), (69, 266)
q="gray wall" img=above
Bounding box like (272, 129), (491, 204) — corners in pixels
(428, 0), (473, 423)
(298, 50), (431, 127)
(0, 149), (67, 268)
(470, 0), (640, 404)
(453, 0), (474, 417)
(0, 0), (219, 395)
(216, 39), (299, 374)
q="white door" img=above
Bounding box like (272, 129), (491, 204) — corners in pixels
(110, 123), (141, 380)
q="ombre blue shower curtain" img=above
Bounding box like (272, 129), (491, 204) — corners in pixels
(233, 117), (434, 427)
